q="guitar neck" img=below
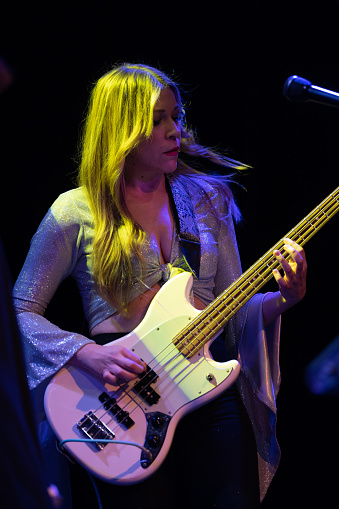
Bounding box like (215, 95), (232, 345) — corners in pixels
(175, 187), (339, 358)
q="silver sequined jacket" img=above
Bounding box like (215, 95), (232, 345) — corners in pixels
(13, 173), (281, 500)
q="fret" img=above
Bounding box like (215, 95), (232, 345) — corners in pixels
(174, 187), (339, 358)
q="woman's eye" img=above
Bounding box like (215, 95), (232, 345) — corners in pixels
(153, 113), (183, 127)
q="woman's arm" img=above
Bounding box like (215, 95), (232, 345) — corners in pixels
(13, 194), (93, 389)
(14, 191), (146, 389)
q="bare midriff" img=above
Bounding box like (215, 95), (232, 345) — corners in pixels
(91, 282), (206, 336)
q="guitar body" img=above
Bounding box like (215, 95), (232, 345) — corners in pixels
(44, 272), (240, 485)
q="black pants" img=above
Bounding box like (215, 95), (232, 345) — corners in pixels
(73, 333), (260, 509)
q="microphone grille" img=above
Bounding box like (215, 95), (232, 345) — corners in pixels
(283, 75), (312, 102)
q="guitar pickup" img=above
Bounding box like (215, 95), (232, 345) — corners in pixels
(133, 364), (160, 406)
(99, 392), (134, 429)
(77, 411), (115, 450)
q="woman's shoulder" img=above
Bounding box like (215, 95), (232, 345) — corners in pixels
(171, 171), (240, 222)
(173, 170), (230, 194)
(172, 171), (232, 205)
(51, 186), (89, 209)
(50, 187), (93, 226)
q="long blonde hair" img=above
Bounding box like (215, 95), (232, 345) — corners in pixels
(78, 63), (245, 313)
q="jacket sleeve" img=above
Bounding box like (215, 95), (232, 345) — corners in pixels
(209, 185), (282, 501)
(13, 194), (94, 389)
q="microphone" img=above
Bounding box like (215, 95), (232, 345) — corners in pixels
(283, 75), (339, 108)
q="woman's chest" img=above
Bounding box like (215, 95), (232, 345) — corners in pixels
(129, 198), (174, 264)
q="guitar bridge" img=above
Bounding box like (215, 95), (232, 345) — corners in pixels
(77, 411), (115, 450)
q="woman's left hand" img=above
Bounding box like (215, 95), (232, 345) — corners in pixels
(272, 237), (307, 308)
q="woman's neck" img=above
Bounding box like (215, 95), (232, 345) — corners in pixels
(124, 172), (167, 200)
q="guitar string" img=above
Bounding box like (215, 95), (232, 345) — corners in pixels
(83, 190), (339, 442)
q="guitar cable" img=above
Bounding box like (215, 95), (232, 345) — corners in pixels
(59, 437), (153, 463)
(86, 471), (103, 509)
(59, 438), (153, 509)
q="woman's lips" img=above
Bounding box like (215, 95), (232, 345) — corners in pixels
(164, 147), (179, 156)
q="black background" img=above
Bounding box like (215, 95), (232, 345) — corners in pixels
(1, 1), (338, 507)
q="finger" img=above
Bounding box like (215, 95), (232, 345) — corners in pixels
(283, 238), (307, 263)
(272, 268), (288, 289)
(103, 363), (140, 382)
(273, 249), (294, 275)
(283, 238), (303, 251)
(283, 244), (304, 273)
(121, 356), (147, 375)
(284, 238), (305, 260)
(121, 348), (147, 373)
(102, 369), (119, 385)
(284, 242), (307, 275)
(108, 348), (147, 381)
(104, 346), (146, 376)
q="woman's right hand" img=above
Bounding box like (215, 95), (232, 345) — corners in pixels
(69, 342), (146, 385)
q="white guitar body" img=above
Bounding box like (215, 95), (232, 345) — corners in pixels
(44, 272), (240, 485)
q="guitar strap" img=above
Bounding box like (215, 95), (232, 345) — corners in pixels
(166, 175), (201, 279)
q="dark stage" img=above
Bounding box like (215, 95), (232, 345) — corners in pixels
(1, 1), (338, 507)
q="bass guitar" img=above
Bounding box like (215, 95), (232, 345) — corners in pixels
(44, 187), (339, 485)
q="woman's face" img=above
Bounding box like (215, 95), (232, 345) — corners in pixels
(124, 88), (182, 182)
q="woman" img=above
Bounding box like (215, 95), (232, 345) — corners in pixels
(13, 63), (307, 508)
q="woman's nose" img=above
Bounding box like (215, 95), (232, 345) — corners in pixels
(167, 119), (181, 140)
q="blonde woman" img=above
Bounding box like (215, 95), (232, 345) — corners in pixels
(13, 63), (307, 508)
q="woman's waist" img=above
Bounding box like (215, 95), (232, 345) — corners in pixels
(91, 290), (207, 337)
